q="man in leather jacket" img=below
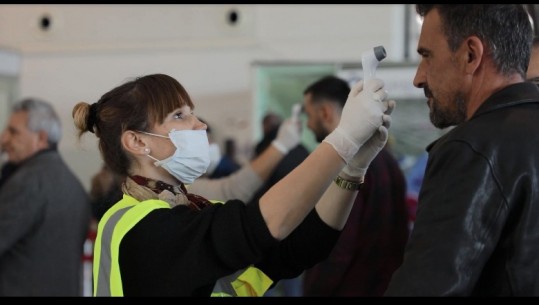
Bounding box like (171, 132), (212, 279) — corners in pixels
(384, 5), (539, 296)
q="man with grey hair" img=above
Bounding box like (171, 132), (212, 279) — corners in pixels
(0, 98), (91, 296)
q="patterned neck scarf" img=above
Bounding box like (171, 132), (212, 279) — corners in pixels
(123, 175), (212, 211)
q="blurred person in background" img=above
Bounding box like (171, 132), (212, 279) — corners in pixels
(0, 97), (92, 296)
(301, 75), (408, 296)
(208, 138), (241, 179)
(254, 112), (283, 157)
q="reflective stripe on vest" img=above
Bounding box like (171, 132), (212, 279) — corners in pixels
(93, 195), (273, 296)
(93, 196), (170, 296)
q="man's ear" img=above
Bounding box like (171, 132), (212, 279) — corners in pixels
(121, 130), (149, 156)
(463, 35), (484, 74)
(320, 102), (342, 127)
(37, 130), (49, 149)
(319, 102), (333, 122)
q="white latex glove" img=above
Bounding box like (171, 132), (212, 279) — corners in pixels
(341, 99), (396, 179)
(323, 78), (388, 163)
(271, 117), (302, 155)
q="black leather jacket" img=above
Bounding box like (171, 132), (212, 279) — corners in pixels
(385, 82), (539, 296)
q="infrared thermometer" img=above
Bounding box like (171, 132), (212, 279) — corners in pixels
(361, 45), (387, 84)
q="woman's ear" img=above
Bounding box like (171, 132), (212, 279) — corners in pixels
(121, 130), (149, 156)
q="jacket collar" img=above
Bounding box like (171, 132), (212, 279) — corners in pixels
(472, 82), (539, 119)
(426, 82), (539, 151)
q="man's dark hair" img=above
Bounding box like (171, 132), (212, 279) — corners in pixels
(303, 75), (350, 109)
(416, 4), (533, 78)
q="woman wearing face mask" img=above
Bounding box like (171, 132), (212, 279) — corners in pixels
(72, 73), (392, 296)
(87, 116), (301, 223)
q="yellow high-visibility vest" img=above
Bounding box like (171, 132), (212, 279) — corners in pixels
(93, 194), (273, 297)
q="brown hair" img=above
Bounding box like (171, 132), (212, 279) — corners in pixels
(73, 74), (194, 176)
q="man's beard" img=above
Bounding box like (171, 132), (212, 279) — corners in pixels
(429, 92), (467, 129)
(315, 131), (327, 143)
(314, 121), (329, 143)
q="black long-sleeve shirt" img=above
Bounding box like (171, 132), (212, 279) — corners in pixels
(119, 199), (340, 296)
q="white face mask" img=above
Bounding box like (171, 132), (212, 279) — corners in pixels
(206, 143), (222, 176)
(141, 129), (210, 184)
